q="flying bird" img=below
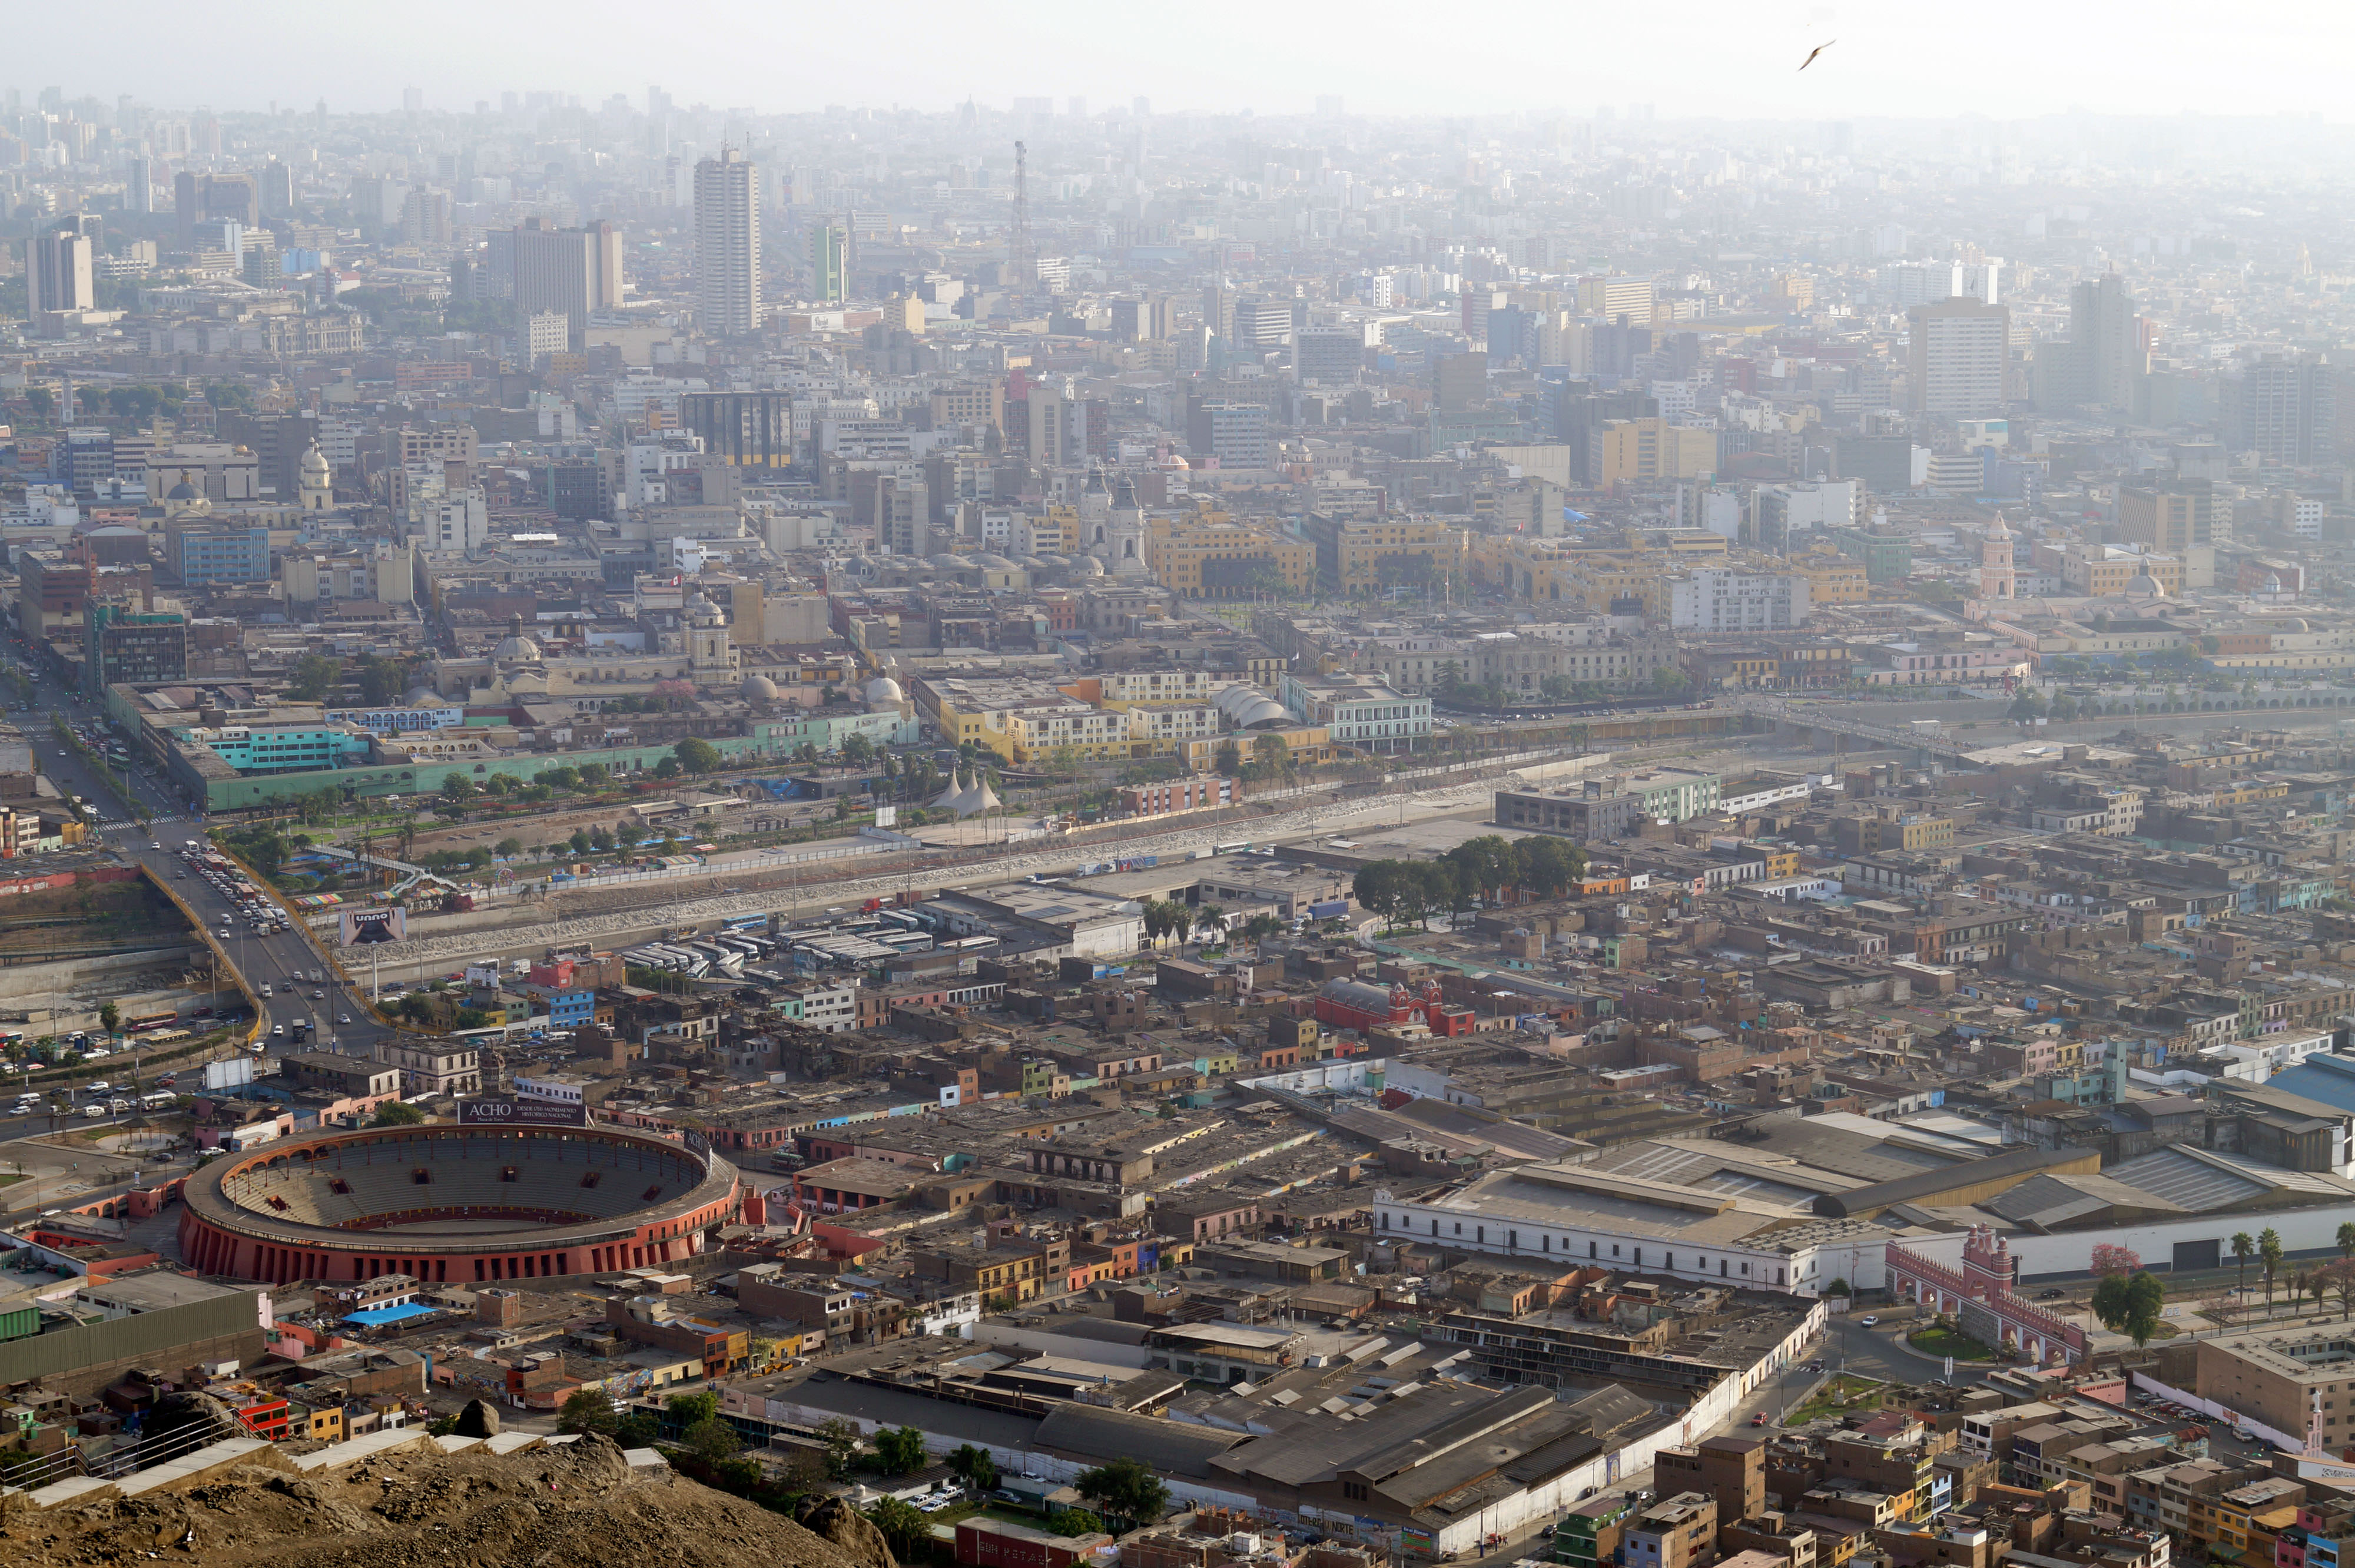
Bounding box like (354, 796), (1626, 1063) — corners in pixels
(1799, 39), (1835, 69)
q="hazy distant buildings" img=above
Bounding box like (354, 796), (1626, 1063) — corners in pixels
(695, 148), (761, 334)
(174, 170), (258, 244)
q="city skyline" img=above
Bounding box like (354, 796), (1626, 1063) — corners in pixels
(16, 0), (2355, 124)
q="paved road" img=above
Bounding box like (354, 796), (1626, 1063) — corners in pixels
(11, 647), (396, 1070)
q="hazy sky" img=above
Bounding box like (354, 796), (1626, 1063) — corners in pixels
(21, 0), (2355, 124)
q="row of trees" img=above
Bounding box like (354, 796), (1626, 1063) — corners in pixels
(1435, 664), (1690, 710)
(2230, 1222), (2355, 1321)
(288, 653), (416, 707)
(1352, 834), (1589, 929)
(2010, 684), (2271, 724)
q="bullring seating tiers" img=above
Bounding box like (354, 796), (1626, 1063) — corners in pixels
(219, 1132), (705, 1231)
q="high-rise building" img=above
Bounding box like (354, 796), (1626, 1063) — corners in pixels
(2070, 273), (2143, 411)
(2119, 482), (2215, 553)
(694, 148), (761, 334)
(1187, 402), (1270, 469)
(1908, 300), (2010, 416)
(1435, 351), (1488, 412)
(401, 187), (452, 246)
(24, 227), (94, 317)
(1577, 273), (1655, 323)
(260, 158), (295, 216)
(127, 155), (153, 214)
(512, 218), (623, 349)
(2231, 354), (2336, 467)
(174, 170), (258, 244)
(809, 224), (846, 303)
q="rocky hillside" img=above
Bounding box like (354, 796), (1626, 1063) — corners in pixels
(0, 1431), (883, 1568)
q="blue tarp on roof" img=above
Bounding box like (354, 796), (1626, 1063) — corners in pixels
(343, 1302), (436, 1327)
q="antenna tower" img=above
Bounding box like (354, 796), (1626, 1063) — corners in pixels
(1010, 139), (1034, 285)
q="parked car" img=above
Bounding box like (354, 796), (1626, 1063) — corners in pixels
(2038, 1288), (2066, 1300)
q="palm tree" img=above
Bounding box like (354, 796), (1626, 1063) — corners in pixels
(1192, 904), (1227, 944)
(2337, 1221), (2355, 1264)
(2232, 1231), (2255, 1302)
(2260, 1228), (2285, 1317)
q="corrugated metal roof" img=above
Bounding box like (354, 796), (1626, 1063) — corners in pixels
(2105, 1147), (2268, 1211)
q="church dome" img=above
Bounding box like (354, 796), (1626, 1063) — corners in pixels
(2125, 573), (2168, 598)
(402, 685), (442, 707)
(165, 479), (201, 502)
(492, 612), (543, 663)
(300, 442), (331, 482)
(741, 674), (780, 702)
(865, 675), (905, 704)
(1073, 554), (1105, 577)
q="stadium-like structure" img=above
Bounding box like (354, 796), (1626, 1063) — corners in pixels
(177, 1123), (741, 1285)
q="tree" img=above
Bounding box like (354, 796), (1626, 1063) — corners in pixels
(1823, 1278), (1850, 1298)
(674, 738), (722, 774)
(558, 1388), (618, 1436)
(288, 654), (345, 702)
(495, 838), (523, 858)
(2337, 1221), (2355, 1264)
(840, 733), (875, 767)
(616, 1408), (661, 1448)
(1049, 1510), (1104, 1538)
(373, 1100), (424, 1126)
(97, 1002), (119, 1035)
(2324, 1259), (2355, 1322)
(814, 1417), (862, 1479)
(2260, 1228), (2285, 1315)
(1214, 739), (1242, 776)
(569, 828), (593, 854)
(2089, 1244), (2141, 1278)
(356, 655), (411, 707)
(683, 1416), (742, 1464)
(440, 774), (476, 804)
(2091, 1269), (2166, 1349)
(652, 755), (683, 780)
(948, 1443), (999, 1495)
(665, 1390), (721, 1425)
(1251, 732), (1293, 782)
(867, 1497), (931, 1559)
(874, 1424), (928, 1474)
(1074, 1456), (1170, 1528)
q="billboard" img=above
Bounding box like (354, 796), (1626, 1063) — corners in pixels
(203, 1056), (255, 1092)
(457, 1097), (588, 1128)
(338, 907), (408, 946)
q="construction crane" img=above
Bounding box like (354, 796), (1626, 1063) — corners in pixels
(1009, 139), (1034, 286)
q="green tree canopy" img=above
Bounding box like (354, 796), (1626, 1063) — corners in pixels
(867, 1497), (930, 1558)
(2091, 1270), (2167, 1349)
(1074, 1456), (1169, 1527)
(557, 1388), (618, 1435)
(873, 1424), (927, 1473)
(288, 654), (345, 702)
(674, 738), (722, 774)
(372, 1100), (424, 1126)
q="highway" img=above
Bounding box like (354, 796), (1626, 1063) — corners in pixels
(7, 647), (396, 1078)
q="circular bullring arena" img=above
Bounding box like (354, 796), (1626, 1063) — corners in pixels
(177, 1124), (741, 1287)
